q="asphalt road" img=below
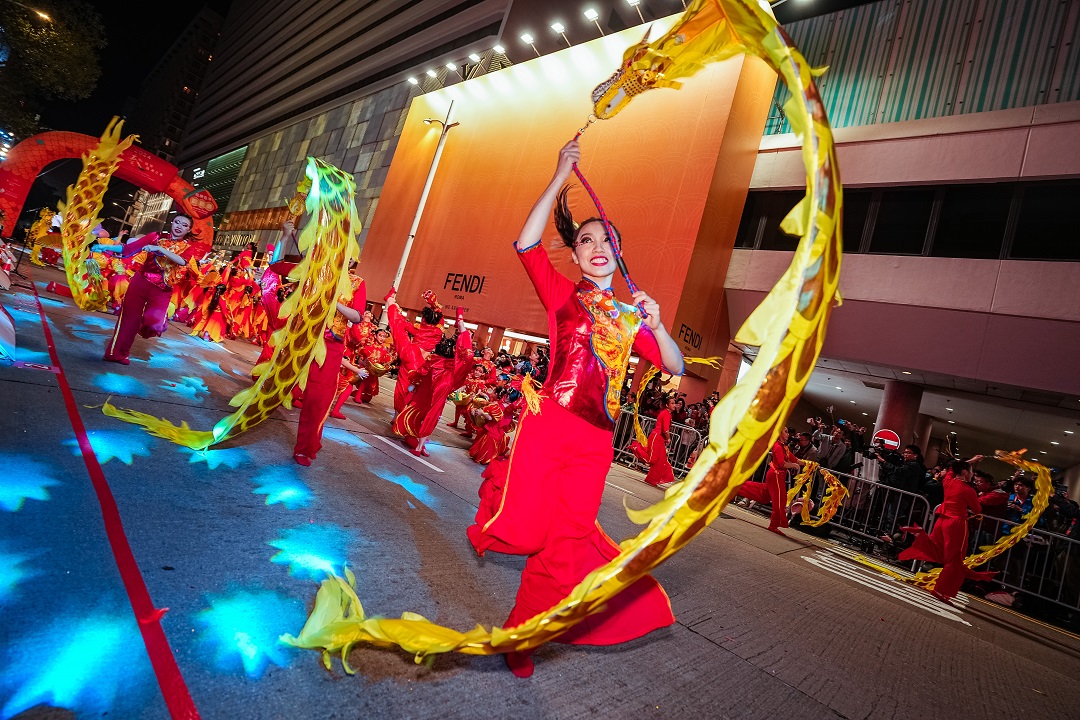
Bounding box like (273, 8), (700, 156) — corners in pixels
(2, 265), (1079, 720)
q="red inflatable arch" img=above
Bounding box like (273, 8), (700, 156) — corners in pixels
(0, 130), (217, 242)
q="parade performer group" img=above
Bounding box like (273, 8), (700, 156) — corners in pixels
(466, 139), (685, 677)
(735, 425), (802, 536)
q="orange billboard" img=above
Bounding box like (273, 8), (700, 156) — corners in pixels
(359, 19), (773, 355)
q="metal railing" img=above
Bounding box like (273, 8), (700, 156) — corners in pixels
(963, 515), (1080, 614)
(611, 407), (705, 480)
(824, 469), (934, 545)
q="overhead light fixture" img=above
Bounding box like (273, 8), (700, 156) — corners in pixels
(1065, 430), (1075, 435)
(584, 8), (605, 35)
(946, 407), (954, 412)
(425, 69), (437, 78)
(1040, 451), (1048, 454)
(493, 44), (505, 54)
(949, 431), (957, 435)
(861, 412), (868, 416)
(947, 420), (956, 424)
(406, 76), (418, 85)
(468, 53), (481, 63)
(445, 62), (457, 71)
(551, 21), (571, 46)
(1051, 441), (1060, 445)
(849, 400), (856, 404)
(901, 371), (912, 375)
(834, 386), (842, 390)
(627, 0), (645, 24)
(520, 33), (540, 57)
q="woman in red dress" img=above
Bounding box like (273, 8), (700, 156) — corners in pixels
(466, 139), (685, 677)
(467, 386), (512, 465)
(94, 214), (208, 364)
(629, 393), (678, 487)
(391, 308), (473, 456)
(898, 458), (996, 603)
(737, 426), (801, 535)
(385, 290), (445, 416)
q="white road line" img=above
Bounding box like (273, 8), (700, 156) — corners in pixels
(605, 481), (635, 495)
(802, 550), (970, 625)
(373, 435), (444, 473)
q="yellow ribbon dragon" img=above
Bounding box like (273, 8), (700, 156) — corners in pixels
(283, 0), (850, 669)
(103, 157), (361, 449)
(59, 117), (135, 311)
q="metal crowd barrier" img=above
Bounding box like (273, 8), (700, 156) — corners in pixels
(964, 515), (1080, 614)
(823, 469), (934, 546)
(611, 407), (705, 480)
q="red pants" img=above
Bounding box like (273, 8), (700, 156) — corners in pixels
(105, 273), (172, 360)
(738, 468), (788, 531)
(468, 398), (673, 645)
(899, 515), (995, 599)
(293, 337), (346, 460)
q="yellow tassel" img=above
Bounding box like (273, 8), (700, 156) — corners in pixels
(521, 374), (543, 416)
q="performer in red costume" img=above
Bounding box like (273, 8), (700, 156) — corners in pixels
(95, 214), (208, 364)
(354, 327), (396, 404)
(287, 215), (368, 466)
(468, 382), (514, 464)
(736, 426), (801, 536)
(466, 139), (685, 677)
(384, 289), (445, 416)
(898, 457), (997, 603)
(391, 307), (472, 456)
(449, 364), (490, 437)
(628, 393), (678, 487)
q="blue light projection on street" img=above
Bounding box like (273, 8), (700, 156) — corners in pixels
(182, 446), (249, 470)
(0, 611), (153, 719)
(0, 548), (37, 603)
(268, 524), (355, 580)
(252, 467), (313, 510)
(92, 372), (149, 397)
(160, 376), (209, 401)
(2, 346), (51, 365)
(372, 467), (439, 509)
(145, 350), (196, 372)
(195, 588), (304, 678)
(322, 426), (371, 453)
(75, 315), (115, 329)
(0, 457), (60, 511)
(63, 429), (151, 466)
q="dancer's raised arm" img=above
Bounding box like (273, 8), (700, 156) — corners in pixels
(516, 139), (579, 251)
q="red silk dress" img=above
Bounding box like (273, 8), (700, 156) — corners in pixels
(738, 440), (795, 532)
(899, 473), (996, 599)
(386, 305), (443, 413)
(468, 398), (511, 464)
(391, 330), (474, 441)
(629, 408), (676, 487)
(467, 243), (677, 646)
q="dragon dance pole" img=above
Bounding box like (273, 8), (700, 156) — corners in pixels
(391, 100), (458, 292)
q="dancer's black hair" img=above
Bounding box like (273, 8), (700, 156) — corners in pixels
(554, 185), (621, 249)
(420, 306), (443, 325)
(433, 332), (459, 359)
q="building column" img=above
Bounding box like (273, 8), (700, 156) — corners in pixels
(874, 380), (923, 448)
(486, 326), (505, 352)
(913, 413), (934, 455)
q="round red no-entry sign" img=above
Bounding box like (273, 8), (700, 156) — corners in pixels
(872, 429), (901, 450)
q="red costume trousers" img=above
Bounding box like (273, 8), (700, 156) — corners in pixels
(468, 398), (673, 645)
(899, 515), (995, 599)
(738, 468), (789, 531)
(293, 336), (346, 460)
(105, 272), (172, 360)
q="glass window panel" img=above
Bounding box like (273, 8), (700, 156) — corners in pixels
(931, 184), (1011, 259)
(841, 189), (872, 253)
(1010, 181), (1080, 261)
(758, 191), (805, 251)
(869, 188), (935, 255)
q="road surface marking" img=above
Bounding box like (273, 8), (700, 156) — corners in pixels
(373, 435), (444, 473)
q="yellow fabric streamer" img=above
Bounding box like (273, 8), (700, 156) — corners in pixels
(785, 460), (848, 528)
(855, 450), (1053, 592)
(631, 355), (723, 448)
(59, 116), (134, 311)
(103, 158), (361, 449)
(284, 0), (844, 667)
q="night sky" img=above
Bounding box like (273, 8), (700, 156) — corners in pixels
(22, 1), (232, 220)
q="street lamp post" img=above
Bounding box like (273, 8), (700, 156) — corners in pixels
(391, 101), (459, 293)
